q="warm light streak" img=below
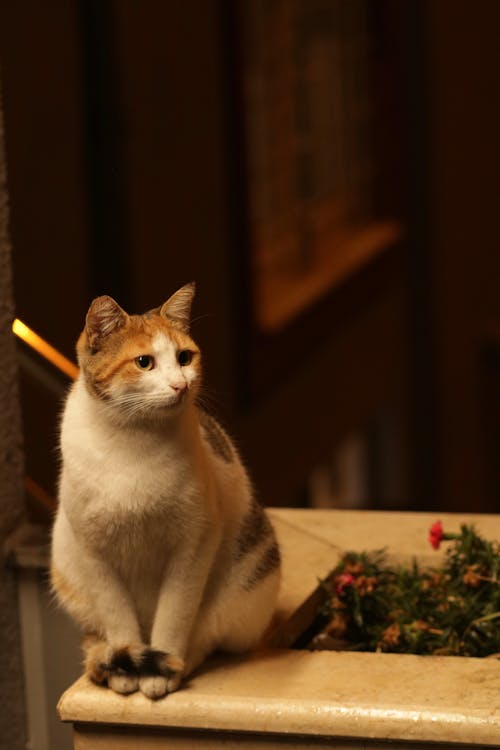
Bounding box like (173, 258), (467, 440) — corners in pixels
(12, 318), (79, 380)
(24, 476), (57, 512)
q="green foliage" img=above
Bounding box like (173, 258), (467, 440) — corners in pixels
(317, 525), (500, 657)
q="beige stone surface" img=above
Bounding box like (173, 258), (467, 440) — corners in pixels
(58, 509), (500, 746)
(61, 649), (500, 745)
(270, 507), (500, 568)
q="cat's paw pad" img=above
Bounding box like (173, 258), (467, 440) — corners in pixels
(108, 673), (139, 695)
(139, 675), (169, 700)
(165, 669), (183, 693)
(138, 649), (184, 698)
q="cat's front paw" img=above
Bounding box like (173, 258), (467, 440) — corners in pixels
(138, 649), (184, 699)
(85, 641), (146, 695)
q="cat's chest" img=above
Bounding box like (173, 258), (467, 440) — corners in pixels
(64, 420), (199, 515)
(63, 433), (200, 556)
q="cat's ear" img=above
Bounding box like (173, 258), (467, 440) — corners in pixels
(85, 295), (128, 349)
(159, 282), (196, 332)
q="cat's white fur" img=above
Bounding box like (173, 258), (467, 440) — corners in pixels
(51, 289), (280, 698)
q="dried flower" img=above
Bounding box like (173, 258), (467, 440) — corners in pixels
(463, 565), (481, 587)
(380, 623), (401, 647)
(388, 608), (404, 620)
(411, 619), (431, 631)
(410, 620), (443, 635)
(344, 561), (365, 576)
(431, 572), (443, 586)
(354, 575), (377, 596)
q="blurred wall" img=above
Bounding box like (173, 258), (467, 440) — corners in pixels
(2, 1), (500, 513)
(423, 0), (500, 510)
(0, 87), (27, 750)
(1, 0), (409, 511)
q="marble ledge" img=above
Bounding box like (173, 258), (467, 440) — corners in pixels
(59, 649), (500, 745)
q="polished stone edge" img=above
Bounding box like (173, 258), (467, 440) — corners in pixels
(57, 650), (500, 746)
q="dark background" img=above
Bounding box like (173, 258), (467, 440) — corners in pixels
(1, 0), (499, 518)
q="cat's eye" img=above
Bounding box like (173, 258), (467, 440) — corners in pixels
(135, 355), (155, 371)
(178, 350), (193, 367)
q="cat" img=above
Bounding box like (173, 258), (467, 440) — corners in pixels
(51, 282), (280, 699)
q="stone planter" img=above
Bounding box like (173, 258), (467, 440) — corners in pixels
(56, 510), (500, 748)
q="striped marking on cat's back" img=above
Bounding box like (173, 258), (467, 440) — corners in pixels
(233, 496), (274, 562)
(243, 539), (281, 591)
(198, 408), (234, 464)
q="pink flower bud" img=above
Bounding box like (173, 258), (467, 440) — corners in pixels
(334, 572), (355, 595)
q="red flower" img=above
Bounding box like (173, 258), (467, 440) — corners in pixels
(334, 572), (355, 595)
(429, 521), (444, 549)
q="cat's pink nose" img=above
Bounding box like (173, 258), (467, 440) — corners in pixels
(171, 382), (187, 395)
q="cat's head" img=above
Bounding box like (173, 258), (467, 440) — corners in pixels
(77, 282), (200, 421)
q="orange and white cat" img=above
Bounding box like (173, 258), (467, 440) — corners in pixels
(51, 283), (280, 699)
